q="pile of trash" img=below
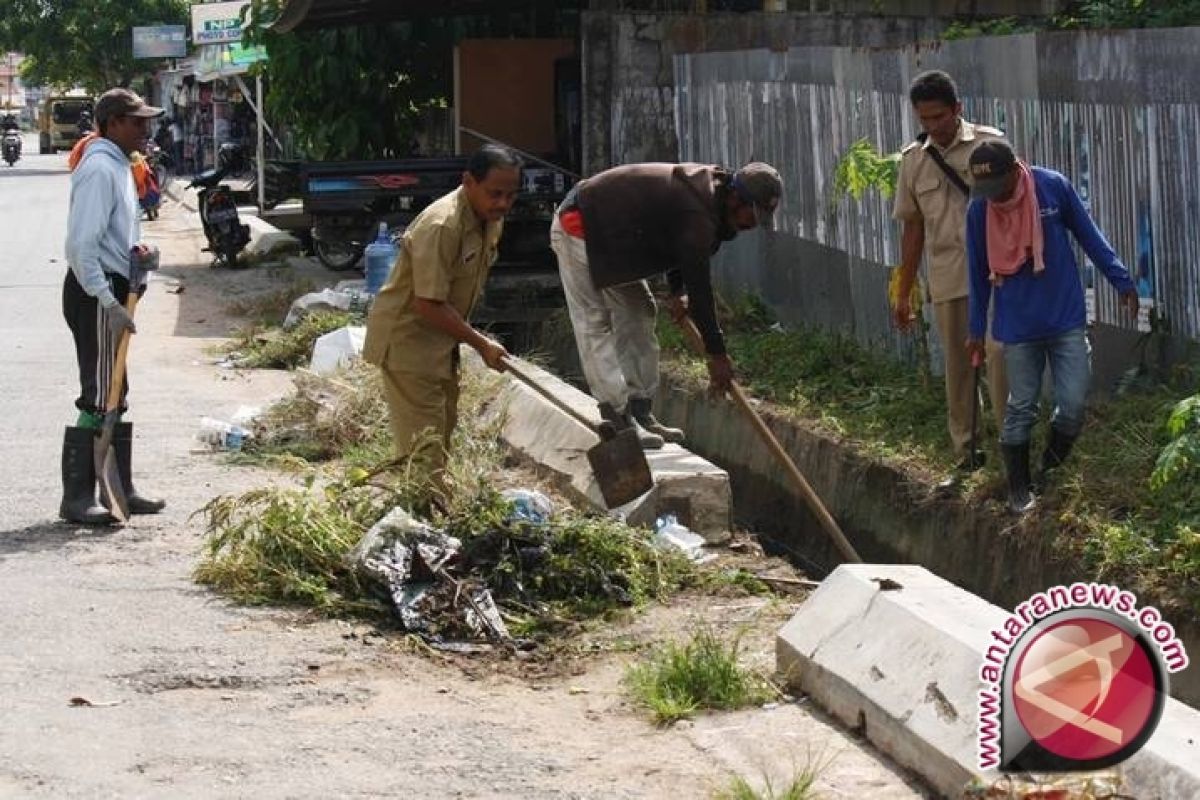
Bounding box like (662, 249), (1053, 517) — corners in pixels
(347, 489), (699, 650)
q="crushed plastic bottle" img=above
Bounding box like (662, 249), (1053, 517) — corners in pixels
(652, 514), (709, 561)
(501, 489), (554, 525)
(198, 417), (248, 451)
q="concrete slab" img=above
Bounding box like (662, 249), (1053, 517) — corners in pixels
(243, 213), (301, 258)
(480, 357), (731, 541)
(776, 565), (1200, 799)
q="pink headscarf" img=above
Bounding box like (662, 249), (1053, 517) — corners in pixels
(985, 162), (1045, 286)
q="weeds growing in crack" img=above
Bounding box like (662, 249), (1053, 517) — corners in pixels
(624, 627), (776, 725)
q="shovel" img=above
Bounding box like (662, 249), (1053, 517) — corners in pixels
(95, 251), (158, 522)
(500, 356), (653, 509)
(677, 317), (862, 564)
(94, 292), (139, 524)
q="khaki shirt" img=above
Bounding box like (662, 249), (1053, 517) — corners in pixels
(362, 187), (503, 381)
(893, 119), (1004, 303)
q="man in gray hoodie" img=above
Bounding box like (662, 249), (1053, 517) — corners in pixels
(60, 88), (164, 525)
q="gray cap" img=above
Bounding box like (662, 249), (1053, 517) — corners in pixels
(969, 140), (1017, 200)
(95, 88), (164, 126)
(732, 162), (783, 230)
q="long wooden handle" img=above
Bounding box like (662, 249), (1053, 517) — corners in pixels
(679, 317), (862, 564)
(499, 356), (600, 436)
(103, 293), (139, 413)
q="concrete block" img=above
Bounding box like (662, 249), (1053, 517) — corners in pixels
(777, 564), (1200, 799)
(244, 213), (301, 258)
(481, 358), (731, 542)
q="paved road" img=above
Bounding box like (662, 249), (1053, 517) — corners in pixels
(0, 140), (927, 799)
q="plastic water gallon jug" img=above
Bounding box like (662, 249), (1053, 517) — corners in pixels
(364, 222), (398, 295)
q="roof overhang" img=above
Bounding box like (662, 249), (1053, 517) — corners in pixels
(270, 0), (513, 33)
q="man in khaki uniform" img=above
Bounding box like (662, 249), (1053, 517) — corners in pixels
(893, 69), (1008, 476)
(363, 144), (521, 481)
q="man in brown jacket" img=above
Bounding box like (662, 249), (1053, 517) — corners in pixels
(551, 161), (782, 447)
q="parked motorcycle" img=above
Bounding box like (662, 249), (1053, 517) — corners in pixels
(312, 206), (409, 271)
(1, 129), (21, 167)
(189, 143), (251, 266)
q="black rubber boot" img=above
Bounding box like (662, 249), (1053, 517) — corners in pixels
(1001, 442), (1036, 515)
(628, 397), (684, 444)
(111, 422), (166, 514)
(1037, 426), (1078, 489)
(598, 401), (663, 450)
(59, 426), (117, 525)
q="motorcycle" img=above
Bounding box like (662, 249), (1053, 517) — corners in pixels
(2, 129), (21, 167)
(189, 143), (251, 267)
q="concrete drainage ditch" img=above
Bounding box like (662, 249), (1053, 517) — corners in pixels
(652, 376), (1200, 710)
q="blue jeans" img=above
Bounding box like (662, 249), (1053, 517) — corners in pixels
(1001, 328), (1092, 445)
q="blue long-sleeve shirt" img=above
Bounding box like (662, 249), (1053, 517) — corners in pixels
(967, 167), (1135, 344)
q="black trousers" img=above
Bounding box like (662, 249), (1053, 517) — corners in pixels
(62, 269), (135, 415)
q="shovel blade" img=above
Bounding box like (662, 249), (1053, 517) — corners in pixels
(586, 427), (654, 509)
(94, 425), (129, 523)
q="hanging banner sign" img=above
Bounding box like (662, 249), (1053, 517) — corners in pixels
(132, 26), (188, 59)
(191, 1), (252, 46)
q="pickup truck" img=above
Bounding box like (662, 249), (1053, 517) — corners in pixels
(295, 157), (573, 328)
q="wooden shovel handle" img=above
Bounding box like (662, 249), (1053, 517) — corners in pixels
(103, 292), (139, 414)
(499, 355), (601, 436)
(678, 316), (862, 564)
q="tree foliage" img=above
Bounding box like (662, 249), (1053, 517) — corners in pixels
(245, 0), (452, 161)
(1062, 0), (1200, 28)
(0, 0), (189, 93)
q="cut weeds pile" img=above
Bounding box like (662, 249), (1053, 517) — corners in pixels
(660, 294), (1200, 617)
(195, 359), (772, 651)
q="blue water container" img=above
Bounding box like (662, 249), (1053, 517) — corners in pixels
(364, 222), (398, 295)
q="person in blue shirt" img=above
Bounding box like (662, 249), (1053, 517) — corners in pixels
(964, 141), (1138, 514)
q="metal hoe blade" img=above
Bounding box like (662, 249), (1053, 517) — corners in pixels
(94, 415), (129, 523)
(586, 426), (654, 508)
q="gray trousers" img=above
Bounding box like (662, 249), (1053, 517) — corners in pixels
(550, 215), (659, 412)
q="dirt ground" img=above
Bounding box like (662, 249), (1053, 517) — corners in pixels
(0, 189), (931, 799)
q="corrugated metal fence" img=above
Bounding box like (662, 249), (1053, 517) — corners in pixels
(675, 29), (1200, 357)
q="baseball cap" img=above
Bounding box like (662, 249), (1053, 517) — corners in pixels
(732, 162), (783, 230)
(968, 140), (1017, 200)
(95, 88), (164, 126)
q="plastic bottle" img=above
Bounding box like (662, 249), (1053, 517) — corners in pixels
(363, 222), (398, 296)
(198, 418), (247, 451)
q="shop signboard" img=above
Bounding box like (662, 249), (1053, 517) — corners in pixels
(191, 1), (251, 46)
(132, 25), (188, 59)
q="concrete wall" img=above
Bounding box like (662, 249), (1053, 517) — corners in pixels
(581, 11), (953, 174)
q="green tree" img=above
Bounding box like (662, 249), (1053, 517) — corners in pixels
(1062, 0), (1200, 28)
(0, 0), (189, 93)
(245, 0), (452, 160)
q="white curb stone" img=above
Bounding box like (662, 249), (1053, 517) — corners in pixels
(776, 564), (1200, 799)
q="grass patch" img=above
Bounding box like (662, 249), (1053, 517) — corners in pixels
(713, 768), (822, 800)
(659, 294), (952, 466)
(624, 628), (775, 724)
(224, 309), (361, 369)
